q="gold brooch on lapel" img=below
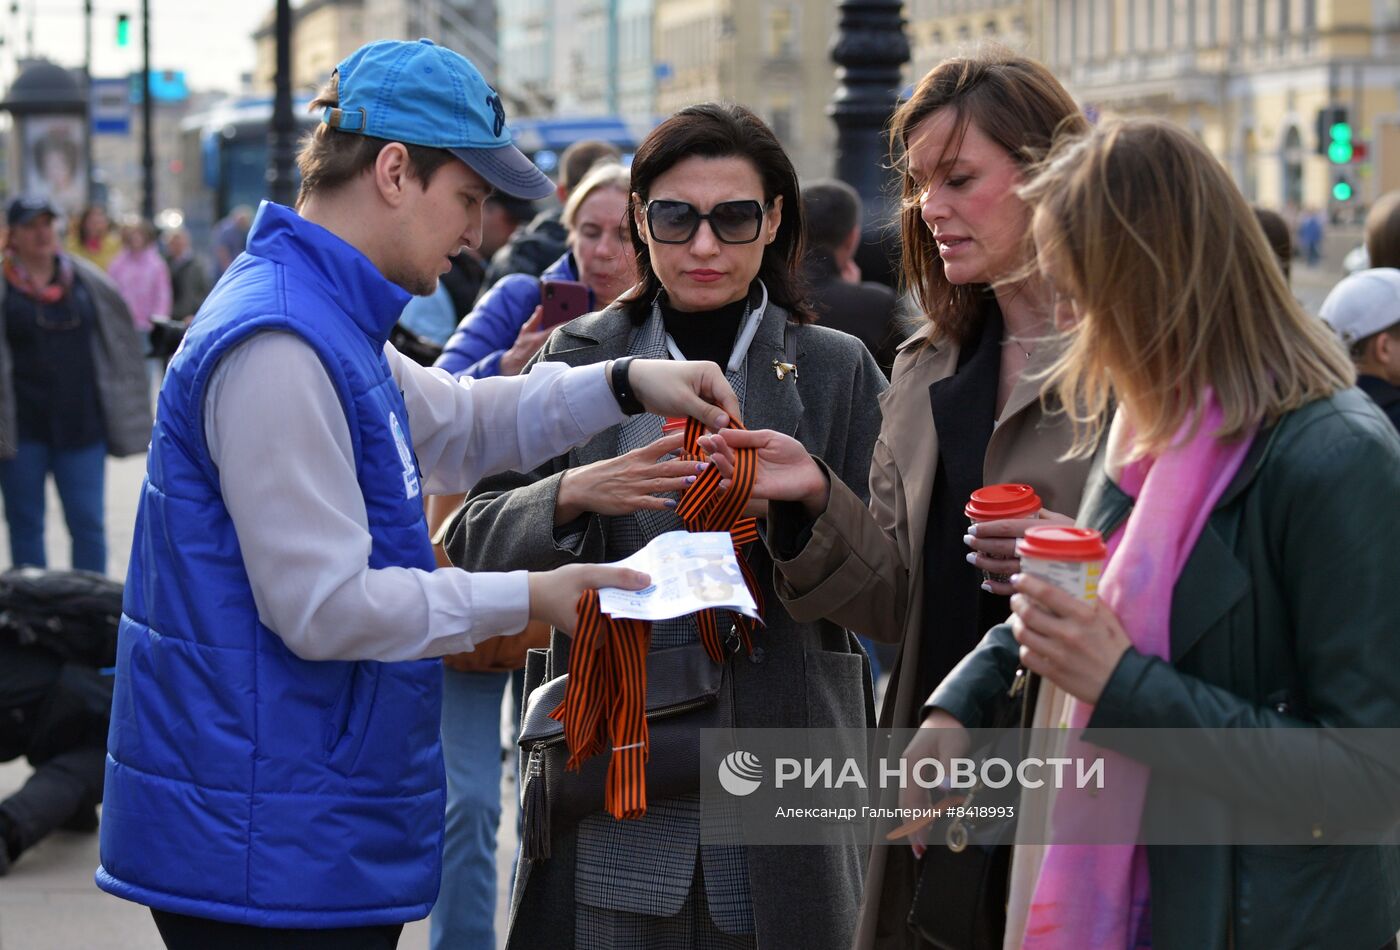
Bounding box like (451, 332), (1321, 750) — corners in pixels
(772, 359), (798, 381)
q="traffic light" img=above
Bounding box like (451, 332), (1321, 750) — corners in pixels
(116, 13), (130, 47)
(1332, 175), (1354, 203)
(1315, 106), (1349, 158)
(1327, 116), (1353, 164)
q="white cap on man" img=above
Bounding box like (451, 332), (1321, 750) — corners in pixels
(1319, 267), (1400, 345)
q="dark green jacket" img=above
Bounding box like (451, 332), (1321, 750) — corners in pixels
(929, 388), (1400, 950)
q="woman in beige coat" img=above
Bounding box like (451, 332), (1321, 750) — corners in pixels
(702, 51), (1097, 949)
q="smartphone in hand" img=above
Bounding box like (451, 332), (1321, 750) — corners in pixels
(540, 279), (592, 329)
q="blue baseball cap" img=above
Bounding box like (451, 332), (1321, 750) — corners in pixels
(323, 38), (554, 201)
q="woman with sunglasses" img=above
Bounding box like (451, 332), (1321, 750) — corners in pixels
(444, 102), (886, 949)
(0, 197), (150, 574)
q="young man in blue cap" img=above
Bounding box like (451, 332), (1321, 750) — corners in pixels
(95, 39), (738, 949)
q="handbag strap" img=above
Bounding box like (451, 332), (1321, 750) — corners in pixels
(550, 417), (761, 820)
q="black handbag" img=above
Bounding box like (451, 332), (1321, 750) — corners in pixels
(517, 640), (732, 861)
(907, 668), (1038, 950)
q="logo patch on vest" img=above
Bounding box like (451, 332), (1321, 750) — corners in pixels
(389, 411), (420, 499)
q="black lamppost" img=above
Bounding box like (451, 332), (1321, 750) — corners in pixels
(829, 0), (909, 287)
(141, 0), (154, 221)
(267, 0), (297, 207)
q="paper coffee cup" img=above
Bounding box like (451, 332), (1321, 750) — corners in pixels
(966, 484), (1043, 584)
(1015, 526), (1107, 603)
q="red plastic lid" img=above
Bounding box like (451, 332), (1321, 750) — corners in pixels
(965, 483), (1042, 521)
(1016, 526), (1107, 562)
(661, 416), (688, 433)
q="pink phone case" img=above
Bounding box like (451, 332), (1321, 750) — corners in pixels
(540, 280), (591, 329)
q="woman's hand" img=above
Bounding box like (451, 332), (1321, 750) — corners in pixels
(898, 709), (970, 857)
(696, 429), (830, 518)
(555, 432), (697, 524)
(499, 306), (550, 377)
(626, 359), (741, 431)
(965, 508), (1074, 595)
(527, 563), (651, 635)
(1009, 573), (1132, 706)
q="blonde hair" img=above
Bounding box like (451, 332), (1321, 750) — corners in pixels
(561, 162), (630, 231)
(888, 47), (1088, 345)
(1021, 118), (1354, 459)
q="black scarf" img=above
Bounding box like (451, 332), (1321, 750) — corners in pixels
(914, 297), (1012, 710)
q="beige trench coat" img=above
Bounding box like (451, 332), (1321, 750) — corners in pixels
(767, 321), (1097, 950)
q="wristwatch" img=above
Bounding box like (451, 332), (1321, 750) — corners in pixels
(610, 357), (645, 416)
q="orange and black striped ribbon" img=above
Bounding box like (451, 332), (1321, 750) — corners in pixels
(549, 415), (765, 820)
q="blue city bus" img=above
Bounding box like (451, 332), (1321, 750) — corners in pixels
(177, 95), (318, 244)
(178, 108), (652, 241)
(506, 114), (656, 176)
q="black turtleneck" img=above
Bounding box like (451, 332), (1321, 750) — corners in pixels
(660, 293), (748, 368)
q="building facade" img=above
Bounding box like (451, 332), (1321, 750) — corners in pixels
(652, 0), (839, 181)
(905, 0), (1034, 81)
(252, 0), (367, 94)
(253, 0), (496, 94)
(1027, 0), (1400, 210)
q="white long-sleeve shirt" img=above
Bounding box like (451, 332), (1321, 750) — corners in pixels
(202, 331), (625, 663)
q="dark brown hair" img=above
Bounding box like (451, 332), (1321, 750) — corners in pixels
(560, 139), (623, 192)
(1251, 206), (1292, 282)
(1365, 190), (1400, 269)
(889, 48), (1087, 345)
(296, 72), (457, 206)
(618, 101), (813, 324)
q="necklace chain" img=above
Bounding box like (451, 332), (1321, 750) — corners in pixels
(1002, 336), (1032, 360)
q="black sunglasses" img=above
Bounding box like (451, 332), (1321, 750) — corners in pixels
(644, 199), (769, 245)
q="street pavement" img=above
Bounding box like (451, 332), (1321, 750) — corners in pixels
(0, 226), (1362, 948)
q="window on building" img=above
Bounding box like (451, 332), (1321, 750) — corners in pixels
(770, 105), (793, 144)
(767, 3), (798, 59)
(984, 18), (998, 36)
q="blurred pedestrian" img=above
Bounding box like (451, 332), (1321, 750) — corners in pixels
(1298, 206), (1325, 266)
(1320, 267), (1400, 432)
(1252, 205), (1292, 283)
(65, 205), (121, 270)
(480, 138), (622, 291)
(1366, 190), (1400, 269)
(93, 38), (738, 950)
(0, 197), (151, 573)
(438, 161), (637, 379)
(164, 226), (210, 322)
(107, 217), (171, 335)
(800, 178), (904, 377)
(210, 204), (252, 282)
(0, 570), (120, 877)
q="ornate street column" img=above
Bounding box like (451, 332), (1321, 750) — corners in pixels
(829, 0), (909, 286)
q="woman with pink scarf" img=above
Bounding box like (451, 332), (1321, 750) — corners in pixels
(703, 117), (1400, 949)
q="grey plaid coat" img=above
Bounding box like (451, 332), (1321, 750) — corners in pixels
(445, 300), (887, 950)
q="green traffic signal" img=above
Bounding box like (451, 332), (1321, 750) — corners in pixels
(1327, 121), (1354, 164)
(1333, 180), (1354, 202)
(116, 13), (130, 47)
(1330, 122), (1353, 143)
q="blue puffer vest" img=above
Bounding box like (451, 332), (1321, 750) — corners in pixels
(96, 202), (444, 927)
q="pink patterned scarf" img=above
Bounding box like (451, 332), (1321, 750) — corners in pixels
(1021, 394), (1255, 949)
